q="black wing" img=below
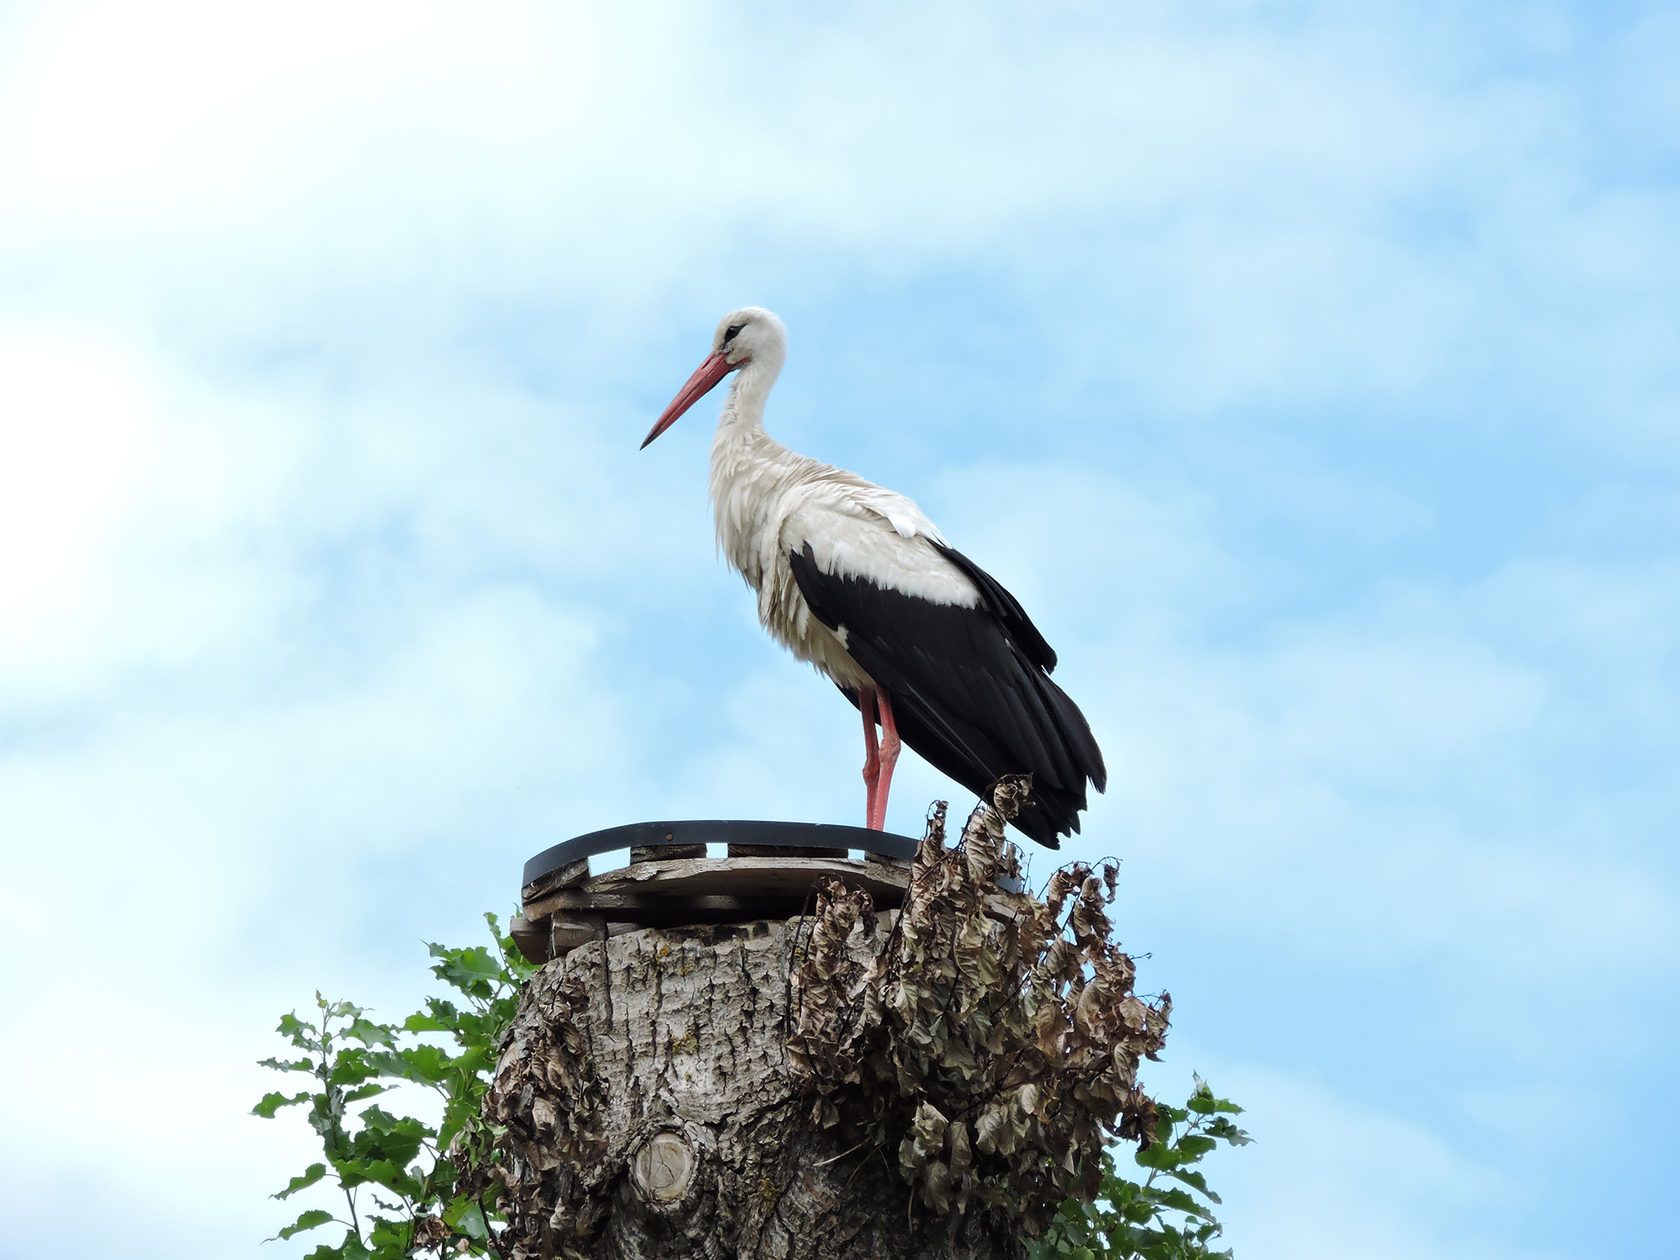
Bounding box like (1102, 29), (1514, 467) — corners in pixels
(934, 543), (1058, 672)
(789, 542), (1106, 847)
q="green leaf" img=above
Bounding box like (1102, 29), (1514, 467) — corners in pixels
(259, 1056), (315, 1073)
(429, 943), (503, 999)
(1121, 1196), (1157, 1224)
(1175, 1135), (1218, 1160)
(276, 1208), (335, 1240)
(336, 1158), (421, 1197)
(368, 1216), (413, 1256)
(274, 1162), (328, 1201)
(1132, 1140), (1174, 1171)
(276, 1012), (317, 1048)
(357, 1106), (428, 1140)
(395, 1044), (453, 1084)
(305, 1234), (372, 1260)
(403, 998), (462, 1034)
(344, 1017), (398, 1048)
(444, 1194), (493, 1240)
(252, 1090), (311, 1119)
(328, 1049), (381, 1087)
(1165, 1167), (1219, 1203)
(307, 1096), (349, 1144)
(1205, 1116), (1253, 1145)
(1149, 1185), (1213, 1221)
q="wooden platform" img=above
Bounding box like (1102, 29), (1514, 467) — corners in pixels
(512, 821), (918, 964)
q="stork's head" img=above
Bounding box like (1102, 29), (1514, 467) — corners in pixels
(641, 307), (786, 449)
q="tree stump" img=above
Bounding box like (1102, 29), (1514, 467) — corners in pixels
(476, 782), (1169, 1260)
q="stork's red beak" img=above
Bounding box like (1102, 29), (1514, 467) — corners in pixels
(641, 351), (734, 449)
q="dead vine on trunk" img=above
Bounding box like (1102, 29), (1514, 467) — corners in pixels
(787, 777), (1170, 1237)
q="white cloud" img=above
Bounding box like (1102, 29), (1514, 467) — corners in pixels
(1097, 561), (1679, 981)
(0, 0), (1668, 447)
(0, 335), (146, 613)
(0, 328), (310, 707)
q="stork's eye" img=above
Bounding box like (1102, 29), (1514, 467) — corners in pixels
(724, 324), (744, 344)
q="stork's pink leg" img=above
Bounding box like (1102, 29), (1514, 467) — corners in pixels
(859, 686), (881, 828)
(871, 688), (902, 832)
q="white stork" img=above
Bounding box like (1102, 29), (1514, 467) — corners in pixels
(642, 307), (1106, 848)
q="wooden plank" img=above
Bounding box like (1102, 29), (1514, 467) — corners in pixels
(593, 855), (906, 899)
(527, 891), (773, 919)
(522, 856), (909, 922)
(632, 843), (707, 864)
(507, 916), (648, 964)
(728, 844), (847, 860)
(510, 914), (548, 965)
(547, 912), (604, 957)
(865, 853), (913, 872)
(521, 858), (590, 907)
(550, 915), (644, 954)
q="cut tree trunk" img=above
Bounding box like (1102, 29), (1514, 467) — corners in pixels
(477, 782), (1169, 1260)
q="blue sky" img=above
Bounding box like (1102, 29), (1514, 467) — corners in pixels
(1, 1), (1676, 1256)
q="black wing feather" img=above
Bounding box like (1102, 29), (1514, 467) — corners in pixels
(935, 543), (1058, 672)
(789, 542), (1106, 847)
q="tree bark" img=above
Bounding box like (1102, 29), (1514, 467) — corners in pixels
(480, 783), (1168, 1260)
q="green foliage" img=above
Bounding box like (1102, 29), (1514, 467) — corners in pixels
(260, 918), (1248, 1258)
(253, 913), (534, 1259)
(1027, 1077), (1252, 1260)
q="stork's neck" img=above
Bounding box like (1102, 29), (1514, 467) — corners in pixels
(710, 351), (792, 480)
(709, 351), (794, 582)
(716, 350), (782, 442)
